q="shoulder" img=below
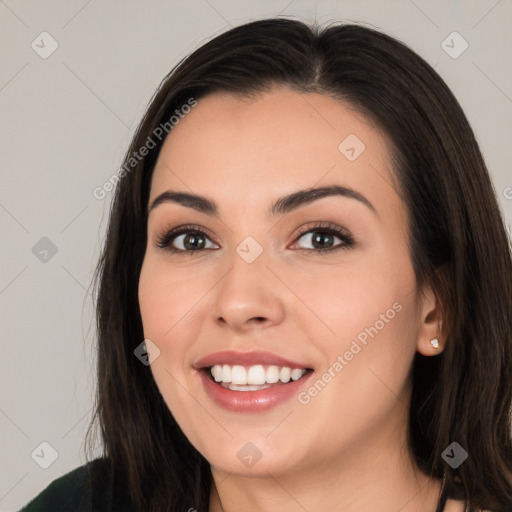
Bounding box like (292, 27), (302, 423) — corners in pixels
(18, 457), (134, 512)
(19, 459), (97, 511)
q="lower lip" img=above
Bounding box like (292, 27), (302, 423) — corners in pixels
(198, 369), (314, 412)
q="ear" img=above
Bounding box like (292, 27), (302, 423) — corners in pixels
(416, 282), (445, 356)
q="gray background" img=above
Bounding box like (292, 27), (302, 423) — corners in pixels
(1, 1), (511, 510)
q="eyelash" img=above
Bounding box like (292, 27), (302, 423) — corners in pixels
(155, 222), (355, 256)
(293, 222), (355, 254)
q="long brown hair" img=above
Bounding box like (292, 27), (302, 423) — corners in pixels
(84, 18), (512, 511)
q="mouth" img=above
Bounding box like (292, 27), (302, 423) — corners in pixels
(194, 350), (315, 410)
(201, 364), (314, 392)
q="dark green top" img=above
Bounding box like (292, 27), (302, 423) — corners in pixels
(19, 458), (135, 512)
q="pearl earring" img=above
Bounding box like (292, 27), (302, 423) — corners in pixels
(430, 338), (439, 349)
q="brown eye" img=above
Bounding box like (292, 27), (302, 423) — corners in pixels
(292, 223), (355, 254)
(156, 225), (218, 255)
(155, 222), (355, 256)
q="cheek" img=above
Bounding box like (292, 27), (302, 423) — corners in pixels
(335, 274), (417, 395)
(137, 259), (194, 409)
(289, 264), (418, 451)
(287, 246), (418, 389)
(138, 257), (214, 397)
(138, 257), (203, 341)
(138, 268), (173, 341)
(291, 252), (414, 340)
(138, 259), (200, 420)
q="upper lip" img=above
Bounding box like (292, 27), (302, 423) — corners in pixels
(194, 350), (314, 370)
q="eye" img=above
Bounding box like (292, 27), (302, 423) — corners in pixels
(155, 221), (355, 256)
(155, 224), (218, 255)
(291, 222), (355, 254)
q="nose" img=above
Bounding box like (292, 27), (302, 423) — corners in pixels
(212, 250), (285, 333)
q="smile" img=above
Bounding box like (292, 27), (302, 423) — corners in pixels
(198, 365), (313, 412)
(210, 364), (309, 390)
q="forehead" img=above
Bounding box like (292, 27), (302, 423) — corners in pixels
(149, 89), (399, 217)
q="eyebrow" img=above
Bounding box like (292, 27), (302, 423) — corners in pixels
(148, 184), (377, 218)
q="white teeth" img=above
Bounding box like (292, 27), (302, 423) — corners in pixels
(231, 365), (247, 385)
(209, 364), (308, 385)
(221, 364), (231, 383)
(279, 367), (291, 383)
(266, 365), (280, 383)
(291, 368), (305, 381)
(212, 365), (223, 382)
(247, 365), (266, 385)
(220, 383), (271, 391)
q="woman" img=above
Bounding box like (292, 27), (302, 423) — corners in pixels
(20, 17), (512, 512)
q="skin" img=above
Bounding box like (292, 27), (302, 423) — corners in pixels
(138, 89), (467, 511)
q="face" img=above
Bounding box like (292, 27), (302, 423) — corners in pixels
(138, 89), (430, 477)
